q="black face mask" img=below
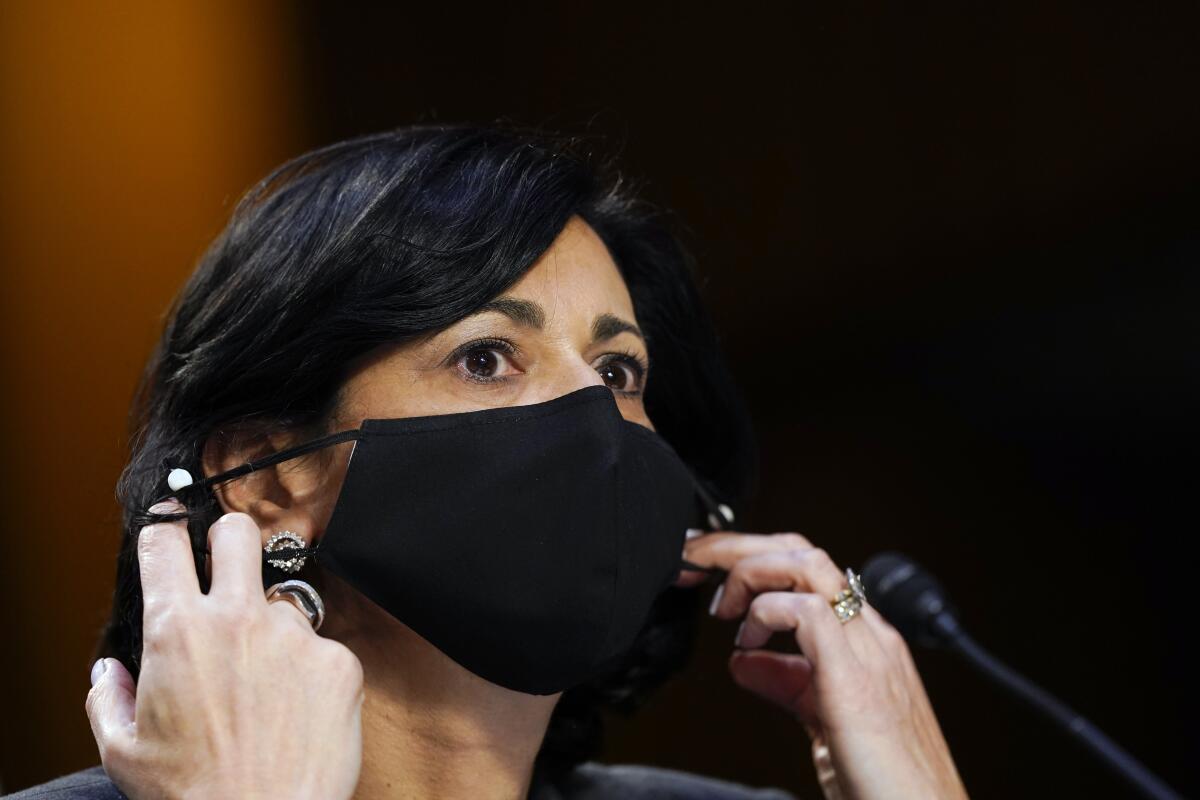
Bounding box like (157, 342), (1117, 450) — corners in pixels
(167, 384), (729, 696)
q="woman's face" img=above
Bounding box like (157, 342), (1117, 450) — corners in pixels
(206, 215), (655, 548)
(331, 214), (654, 432)
(200, 213), (657, 703)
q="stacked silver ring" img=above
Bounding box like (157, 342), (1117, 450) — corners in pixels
(265, 579), (326, 631)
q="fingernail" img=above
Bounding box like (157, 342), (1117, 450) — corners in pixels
(89, 658), (107, 687)
(148, 497), (184, 515)
(734, 620), (747, 648)
(685, 528), (703, 540)
(708, 583), (725, 616)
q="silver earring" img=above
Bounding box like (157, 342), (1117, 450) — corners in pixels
(264, 531), (307, 574)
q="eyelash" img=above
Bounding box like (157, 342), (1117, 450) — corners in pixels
(444, 337), (650, 396)
(441, 338), (519, 382)
(597, 347), (650, 395)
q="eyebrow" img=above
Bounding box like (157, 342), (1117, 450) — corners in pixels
(476, 297), (545, 329)
(475, 296), (646, 344)
(592, 312), (645, 344)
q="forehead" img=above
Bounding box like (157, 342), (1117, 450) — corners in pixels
(503, 216), (635, 319)
(330, 216), (643, 417)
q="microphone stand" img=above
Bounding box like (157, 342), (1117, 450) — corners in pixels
(932, 614), (1184, 800)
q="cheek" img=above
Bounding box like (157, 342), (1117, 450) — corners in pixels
(314, 444), (356, 531)
(618, 402), (655, 432)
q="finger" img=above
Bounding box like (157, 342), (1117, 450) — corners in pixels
(674, 529), (717, 588)
(673, 568), (712, 589)
(710, 547), (848, 620)
(138, 501), (200, 606)
(858, 602), (902, 645)
(857, 604), (916, 674)
(728, 649), (820, 727)
(207, 512), (267, 601)
(85, 658), (136, 754)
(266, 592), (320, 634)
(682, 530), (815, 576)
(721, 548), (890, 667)
(736, 591), (858, 675)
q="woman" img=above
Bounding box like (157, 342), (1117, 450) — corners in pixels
(13, 123), (967, 799)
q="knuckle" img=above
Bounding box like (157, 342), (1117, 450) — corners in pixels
(745, 593), (771, 624)
(98, 735), (131, 768)
(808, 547), (836, 570)
(322, 643), (364, 684)
(726, 558), (753, 582)
(879, 622), (907, 649)
(795, 593), (828, 616)
(338, 651), (365, 688)
(782, 547), (812, 566)
(776, 532), (812, 549)
(143, 602), (190, 642)
(210, 511), (255, 535)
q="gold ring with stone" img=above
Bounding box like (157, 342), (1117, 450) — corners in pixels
(830, 568), (866, 624)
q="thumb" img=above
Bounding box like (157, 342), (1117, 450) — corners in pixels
(85, 658), (136, 751)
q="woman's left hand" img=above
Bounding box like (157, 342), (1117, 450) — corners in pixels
(676, 530), (969, 800)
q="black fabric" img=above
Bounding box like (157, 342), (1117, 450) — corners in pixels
(5, 763), (800, 799)
(174, 384), (729, 696)
(315, 385), (707, 695)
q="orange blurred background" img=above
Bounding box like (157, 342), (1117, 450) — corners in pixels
(0, 1), (305, 790)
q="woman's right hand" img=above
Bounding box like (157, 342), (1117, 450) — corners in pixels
(85, 500), (364, 800)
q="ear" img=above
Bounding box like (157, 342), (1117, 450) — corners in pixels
(200, 425), (331, 549)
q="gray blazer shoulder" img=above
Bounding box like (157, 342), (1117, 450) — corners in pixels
(7, 761), (801, 799)
(3, 767), (125, 799)
(552, 761), (801, 800)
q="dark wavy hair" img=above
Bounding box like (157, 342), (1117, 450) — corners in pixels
(99, 121), (758, 777)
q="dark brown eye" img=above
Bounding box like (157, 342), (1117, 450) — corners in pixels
(598, 360), (639, 392)
(464, 348), (502, 378)
(446, 337), (522, 385)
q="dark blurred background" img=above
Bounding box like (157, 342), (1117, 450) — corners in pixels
(1, 2), (1196, 797)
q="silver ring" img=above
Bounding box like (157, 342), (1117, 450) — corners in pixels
(830, 568), (867, 624)
(266, 579), (325, 631)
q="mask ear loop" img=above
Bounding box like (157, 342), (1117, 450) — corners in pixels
(156, 428), (733, 575)
(679, 468), (736, 576)
(150, 427), (365, 565)
(155, 428), (364, 502)
(692, 479), (737, 531)
(679, 560), (725, 575)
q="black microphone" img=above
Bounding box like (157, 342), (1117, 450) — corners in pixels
(861, 551), (1184, 800)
